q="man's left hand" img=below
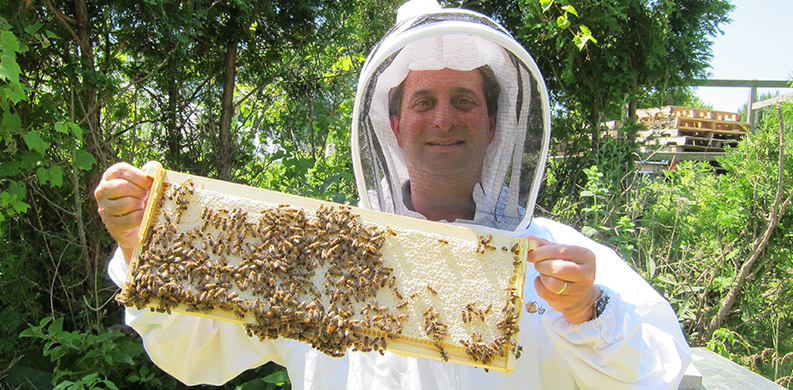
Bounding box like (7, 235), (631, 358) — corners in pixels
(526, 235), (601, 324)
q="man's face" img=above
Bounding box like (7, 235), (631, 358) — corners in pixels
(390, 68), (496, 182)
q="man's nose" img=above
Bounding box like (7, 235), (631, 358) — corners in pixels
(432, 101), (458, 131)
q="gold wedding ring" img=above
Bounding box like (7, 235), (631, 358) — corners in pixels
(555, 281), (568, 295)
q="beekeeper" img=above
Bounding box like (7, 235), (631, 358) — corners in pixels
(97, 1), (691, 388)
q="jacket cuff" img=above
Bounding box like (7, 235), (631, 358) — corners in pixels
(543, 285), (624, 342)
(108, 246), (129, 288)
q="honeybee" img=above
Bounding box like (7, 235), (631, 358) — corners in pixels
(440, 348), (449, 362)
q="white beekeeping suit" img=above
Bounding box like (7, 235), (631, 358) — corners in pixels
(107, 1), (692, 388)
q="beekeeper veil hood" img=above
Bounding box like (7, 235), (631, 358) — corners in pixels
(351, 0), (551, 232)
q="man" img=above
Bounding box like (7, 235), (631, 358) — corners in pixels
(96, 1), (691, 388)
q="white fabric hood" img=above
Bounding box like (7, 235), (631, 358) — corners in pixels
(351, 0), (551, 232)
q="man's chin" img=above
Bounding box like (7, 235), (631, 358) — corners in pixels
(409, 158), (482, 177)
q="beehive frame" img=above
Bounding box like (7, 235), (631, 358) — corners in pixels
(118, 167), (534, 372)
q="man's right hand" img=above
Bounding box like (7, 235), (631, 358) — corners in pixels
(94, 161), (162, 263)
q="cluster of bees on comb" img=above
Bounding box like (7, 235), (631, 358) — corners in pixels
(474, 286), (522, 366)
(478, 234), (523, 266)
(117, 176), (524, 367)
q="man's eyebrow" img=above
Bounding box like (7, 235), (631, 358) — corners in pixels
(407, 89), (434, 101)
(407, 87), (479, 101)
(452, 87), (478, 96)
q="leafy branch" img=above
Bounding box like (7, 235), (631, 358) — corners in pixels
(539, 0), (598, 51)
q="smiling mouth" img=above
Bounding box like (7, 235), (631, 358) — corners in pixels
(427, 140), (464, 146)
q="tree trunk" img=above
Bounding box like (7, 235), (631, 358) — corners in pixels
(627, 77), (638, 143)
(73, 0), (97, 275)
(72, 0), (106, 326)
(74, 0), (98, 133)
(166, 38), (181, 170)
(589, 100), (600, 144)
(218, 39), (238, 181)
(308, 94), (315, 162)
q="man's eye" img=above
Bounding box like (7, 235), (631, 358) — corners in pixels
(411, 99), (435, 111)
(453, 97), (477, 109)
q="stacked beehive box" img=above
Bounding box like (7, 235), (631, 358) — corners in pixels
(637, 106), (748, 154)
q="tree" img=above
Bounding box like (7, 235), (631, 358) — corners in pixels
(481, 0), (734, 220)
(513, 0), (733, 128)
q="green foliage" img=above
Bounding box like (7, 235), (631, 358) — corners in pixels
(538, 0), (597, 50)
(543, 102), (793, 387)
(12, 317), (295, 389)
(539, 119), (640, 226)
(514, 0), (733, 126)
(18, 317), (177, 389)
(0, 21), (29, 236)
(638, 86), (713, 111)
(0, 1), (389, 388)
(232, 367), (292, 390)
(579, 166), (609, 236)
(706, 327), (739, 358)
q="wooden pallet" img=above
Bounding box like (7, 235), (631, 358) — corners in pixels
(643, 136), (739, 149)
(643, 117), (748, 133)
(629, 106), (748, 161)
(118, 167), (534, 372)
(642, 144), (726, 153)
(639, 128), (745, 141)
(636, 106), (743, 122)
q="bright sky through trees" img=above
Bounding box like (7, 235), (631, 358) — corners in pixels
(695, 0), (793, 112)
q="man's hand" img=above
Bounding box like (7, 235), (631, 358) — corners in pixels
(526, 235), (601, 324)
(94, 161), (162, 263)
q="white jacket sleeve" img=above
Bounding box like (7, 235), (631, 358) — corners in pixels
(108, 247), (284, 386)
(531, 219), (692, 390)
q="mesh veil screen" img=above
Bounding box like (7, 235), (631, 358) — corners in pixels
(352, 6), (550, 232)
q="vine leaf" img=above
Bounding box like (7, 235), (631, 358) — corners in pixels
(561, 5), (578, 17)
(75, 149), (96, 170)
(23, 130), (49, 155)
